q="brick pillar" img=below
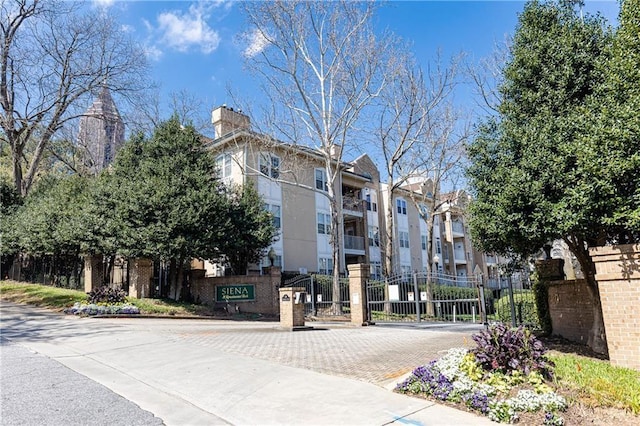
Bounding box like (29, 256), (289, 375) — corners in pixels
(129, 258), (153, 299)
(279, 286), (305, 329)
(348, 263), (370, 326)
(590, 244), (640, 371)
(84, 254), (104, 293)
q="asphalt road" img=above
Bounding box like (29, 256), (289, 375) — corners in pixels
(0, 336), (164, 426)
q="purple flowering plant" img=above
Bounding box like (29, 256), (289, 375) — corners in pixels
(471, 323), (554, 379)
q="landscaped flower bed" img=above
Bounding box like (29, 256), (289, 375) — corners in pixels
(65, 302), (140, 316)
(396, 324), (567, 424)
(63, 284), (140, 316)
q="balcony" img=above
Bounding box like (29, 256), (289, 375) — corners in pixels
(342, 196), (364, 217)
(344, 235), (365, 255)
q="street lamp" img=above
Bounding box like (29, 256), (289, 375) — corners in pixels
(268, 247), (276, 267)
(433, 254), (440, 275)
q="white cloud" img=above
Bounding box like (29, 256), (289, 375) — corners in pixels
(243, 28), (270, 58)
(92, 0), (114, 9)
(144, 45), (163, 62)
(155, 3), (221, 54)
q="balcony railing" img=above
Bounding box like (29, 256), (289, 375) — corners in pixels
(343, 196), (364, 213)
(344, 235), (365, 251)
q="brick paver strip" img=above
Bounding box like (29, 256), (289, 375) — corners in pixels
(167, 323), (479, 386)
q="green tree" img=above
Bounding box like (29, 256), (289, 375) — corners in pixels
(577, 0), (640, 239)
(222, 182), (277, 275)
(0, 178), (22, 276)
(9, 175), (89, 285)
(466, 0), (613, 353)
(103, 118), (226, 299)
(104, 117), (275, 299)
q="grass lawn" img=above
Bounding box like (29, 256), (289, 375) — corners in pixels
(550, 352), (640, 414)
(0, 280), (216, 316)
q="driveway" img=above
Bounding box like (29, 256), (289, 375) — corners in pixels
(0, 301), (492, 425)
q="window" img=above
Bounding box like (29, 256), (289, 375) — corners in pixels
(418, 204), (429, 220)
(399, 231), (409, 248)
(216, 153), (232, 179)
(436, 237), (442, 254)
(421, 234), (427, 251)
(368, 226), (380, 247)
(366, 194), (377, 212)
(317, 212), (331, 235)
(401, 265), (412, 280)
(370, 262), (382, 281)
(396, 199), (407, 215)
(259, 153), (280, 179)
(264, 203), (281, 229)
(315, 168), (328, 191)
(318, 257), (333, 275)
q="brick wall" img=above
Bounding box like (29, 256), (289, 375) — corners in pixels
(191, 267), (281, 316)
(547, 279), (594, 346)
(590, 244), (640, 371)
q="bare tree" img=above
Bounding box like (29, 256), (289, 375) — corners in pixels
(464, 39), (510, 115)
(0, 0), (149, 195)
(373, 51), (459, 278)
(241, 1), (388, 313)
(404, 104), (469, 271)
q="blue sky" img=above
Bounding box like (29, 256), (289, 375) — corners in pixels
(93, 0), (621, 129)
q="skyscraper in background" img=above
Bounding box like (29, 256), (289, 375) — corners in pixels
(78, 86), (124, 175)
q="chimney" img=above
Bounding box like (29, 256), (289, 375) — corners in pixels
(211, 105), (250, 139)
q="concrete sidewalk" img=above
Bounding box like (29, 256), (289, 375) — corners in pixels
(1, 301), (494, 425)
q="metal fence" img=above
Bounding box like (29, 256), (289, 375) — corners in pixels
(3, 254), (84, 290)
(366, 272), (483, 323)
(488, 288), (538, 328)
(283, 274), (350, 317)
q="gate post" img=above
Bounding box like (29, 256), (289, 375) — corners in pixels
(348, 263), (370, 326)
(84, 254), (103, 293)
(279, 286), (306, 330)
(129, 258), (153, 299)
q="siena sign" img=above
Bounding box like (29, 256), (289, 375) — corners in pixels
(216, 284), (255, 302)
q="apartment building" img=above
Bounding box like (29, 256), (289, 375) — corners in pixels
(204, 106), (384, 277)
(379, 181), (484, 281)
(204, 105), (488, 284)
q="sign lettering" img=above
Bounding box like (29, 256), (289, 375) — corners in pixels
(216, 284), (255, 302)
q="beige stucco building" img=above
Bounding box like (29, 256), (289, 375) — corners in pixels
(204, 105), (493, 286)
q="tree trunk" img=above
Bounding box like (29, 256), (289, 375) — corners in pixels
(563, 235), (608, 356)
(168, 258), (178, 300)
(175, 258), (185, 301)
(383, 181), (395, 314)
(330, 195), (343, 315)
(384, 180), (395, 277)
(12, 146), (24, 196)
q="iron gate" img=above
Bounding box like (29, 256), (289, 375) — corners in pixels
(366, 272), (485, 323)
(283, 274), (350, 318)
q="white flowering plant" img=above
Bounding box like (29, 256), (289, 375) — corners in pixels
(396, 327), (566, 424)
